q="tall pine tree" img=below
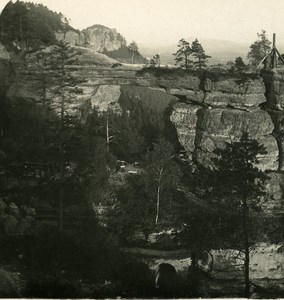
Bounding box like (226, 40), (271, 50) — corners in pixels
(210, 132), (268, 298)
(173, 39), (192, 70)
(191, 39), (211, 70)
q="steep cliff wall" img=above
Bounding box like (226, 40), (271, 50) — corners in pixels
(167, 72), (278, 171)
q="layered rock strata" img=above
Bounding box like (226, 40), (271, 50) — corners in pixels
(169, 74), (278, 171)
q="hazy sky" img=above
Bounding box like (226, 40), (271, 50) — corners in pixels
(1, 0), (284, 48)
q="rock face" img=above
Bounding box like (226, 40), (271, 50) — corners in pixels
(82, 25), (127, 52)
(91, 85), (122, 112)
(55, 25), (127, 52)
(261, 67), (284, 170)
(169, 73), (278, 171)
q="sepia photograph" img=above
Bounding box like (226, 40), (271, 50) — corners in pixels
(0, 0), (283, 298)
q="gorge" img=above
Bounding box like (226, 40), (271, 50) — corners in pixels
(0, 1), (284, 298)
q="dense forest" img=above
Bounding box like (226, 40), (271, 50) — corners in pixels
(0, 1), (73, 52)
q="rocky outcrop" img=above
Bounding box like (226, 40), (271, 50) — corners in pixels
(195, 108), (277, 170)
(55, 25), (127, 52)
(82, 25), (126, 52)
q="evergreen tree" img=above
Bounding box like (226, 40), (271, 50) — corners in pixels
(76, 110), (113, 208)
(173, 38), (192, 70)
(210, 132), (268, 298)
(44, 41), (83, 230)
(191, 39), (211, 70)
(149, 54), (160, 67)
(0, 0), (67, 53)
(106, 174), (156, 242)
(247, 30), (272, 68)
(234, 56), (247, 72)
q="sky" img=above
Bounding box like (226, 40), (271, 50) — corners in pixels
(1, 0), (284, 48)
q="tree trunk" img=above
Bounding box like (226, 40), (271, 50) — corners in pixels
(132, 52), (134, 64)
(155, 185), (161, 225)
(106, 110), (110, 152)
(155, 168), (163, 225)
(58, 64), (65, 231)
(58, 182), (64, 231)
(242, 197), (250, 298)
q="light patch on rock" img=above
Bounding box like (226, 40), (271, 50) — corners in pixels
(91, 85), (121, 112)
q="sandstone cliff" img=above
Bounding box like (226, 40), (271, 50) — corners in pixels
(1, 45), (284, 214)
(55, 24), (127, 52)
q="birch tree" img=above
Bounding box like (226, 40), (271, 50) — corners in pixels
(143, 139), (181, 225)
